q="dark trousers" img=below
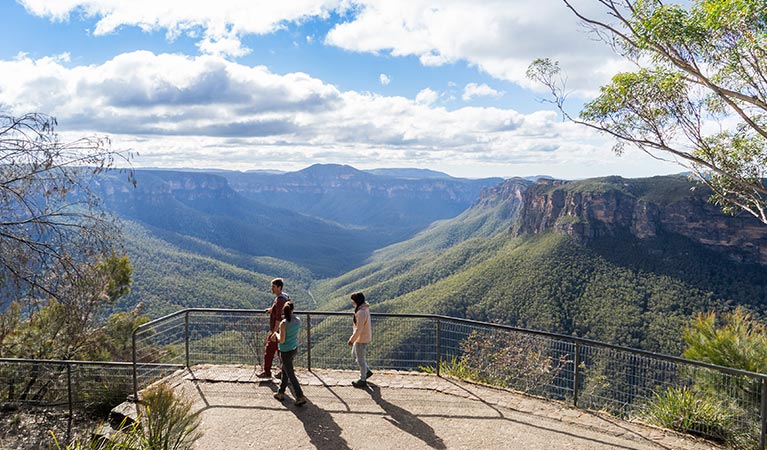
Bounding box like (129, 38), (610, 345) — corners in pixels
(278, 349), (303, 398)
(264, 337), (279, 373)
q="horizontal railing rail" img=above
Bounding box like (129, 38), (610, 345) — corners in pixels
(134, 308), (767, 380)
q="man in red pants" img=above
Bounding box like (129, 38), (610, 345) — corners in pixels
(257, 278), (289, 378)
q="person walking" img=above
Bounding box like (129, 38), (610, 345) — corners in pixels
(257, 278), (288, 379)
(348, 292), (373, 388)
(273, 301), (307, 406)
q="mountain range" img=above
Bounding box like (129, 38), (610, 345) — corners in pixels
(97, 166), (767, 353)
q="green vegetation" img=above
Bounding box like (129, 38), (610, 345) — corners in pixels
(1, 254), (137, 361)
(54, 383), (202, 450)
(638, 308), (767, 449)
(316, 224), (767, 355)
(528, 0), (767, 224)
(683, 308), (767, 374)
(116, 221), (313, 317)
(422, 329), (569, 395)
(638, 387), (754, 448)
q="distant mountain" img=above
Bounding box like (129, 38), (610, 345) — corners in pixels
(364, 168), (453, 179)
(217, 163), (504, 243)
(313, 175), (767, 354)
(96, 169), (375, 277)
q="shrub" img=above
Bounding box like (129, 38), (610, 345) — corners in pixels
(140, 383), (202, 450)
(53, 382), (202, 450)
(638, 386), (756, 449)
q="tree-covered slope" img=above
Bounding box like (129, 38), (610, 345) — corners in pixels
(98, 169), (375, 277)
(313, 176), (767, 355)
(115, 221), (314, 317)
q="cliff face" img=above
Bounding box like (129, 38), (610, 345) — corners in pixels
(222, 163), (502, 203)
(99, 170), (237, 207)
(515, 177), (767, 265)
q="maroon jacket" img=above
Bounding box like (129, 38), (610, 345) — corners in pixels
(269, 293), (289, 332)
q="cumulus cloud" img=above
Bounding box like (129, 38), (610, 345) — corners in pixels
(18, 0), (343, 58)
(415, 88), (438, 105)
(324, 0), (622, 95)
(462, 83), (503, 101)
(20, 0), (625, 93)
(5, 1), (684, 177)
(0, 50), (654, 177)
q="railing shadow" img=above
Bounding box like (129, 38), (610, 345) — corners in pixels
(438, 377), (674, 450)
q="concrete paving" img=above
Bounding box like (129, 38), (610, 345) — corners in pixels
(160, 365), (721, 450)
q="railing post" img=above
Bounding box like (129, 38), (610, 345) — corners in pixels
(436, 318), (441, 378)
(66, 363), (73, 443)
(761, 378), (766, 450)
(306, 314), (312, 372)
(132, 329), (138, 404)
(185, 311), (190, 369)
(573, 341), (581, 408)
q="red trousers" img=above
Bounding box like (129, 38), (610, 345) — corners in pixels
(263, 336), (279, 373)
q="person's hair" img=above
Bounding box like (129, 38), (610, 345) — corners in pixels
(283, 301), (294, 322)
(271, 278), (284, 288)
(351, 292), (366, 316)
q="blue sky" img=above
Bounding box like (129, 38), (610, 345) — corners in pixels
(0, 0), (684, 179)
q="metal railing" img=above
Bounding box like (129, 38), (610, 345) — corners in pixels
(132, 308), (767, 449)
(0, 358), (136, 443)
(0, 356), (188, 444)
(3, 309), (765, 448)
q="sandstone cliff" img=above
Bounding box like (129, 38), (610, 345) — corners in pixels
(515, 175), (767, 265)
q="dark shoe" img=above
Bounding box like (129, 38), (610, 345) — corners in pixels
(273, 392), (284, 401)
(352, 380), (367, 388)
(366, 370), (373, 379)
(294, 396), (307, 406)
(256, 371), (272, 379)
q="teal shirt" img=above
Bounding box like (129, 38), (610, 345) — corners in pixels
(278, 316), (301, 352)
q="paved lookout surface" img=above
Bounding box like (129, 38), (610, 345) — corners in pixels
(162, 365), (720, 450)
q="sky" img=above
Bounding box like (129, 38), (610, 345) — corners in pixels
(0, 0), (687, 179)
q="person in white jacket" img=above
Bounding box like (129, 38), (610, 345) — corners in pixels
(348, 292), (373, 387)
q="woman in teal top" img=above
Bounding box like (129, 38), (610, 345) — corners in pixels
(273, 301), (306, 406)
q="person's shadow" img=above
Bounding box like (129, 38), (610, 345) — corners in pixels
(271, 384), (351, 450)
(367, 384), (447, 450)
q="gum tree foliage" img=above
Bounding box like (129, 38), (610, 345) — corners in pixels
(0, 112), (134, 297)
(527, 0), (767, 224)
(0, 254), (135, 360)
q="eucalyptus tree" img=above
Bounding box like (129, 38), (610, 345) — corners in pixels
(527, 0), (767, 224)
(0, 112), (134, 298)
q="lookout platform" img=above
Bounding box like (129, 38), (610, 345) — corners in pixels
(161, 365), (718, 450)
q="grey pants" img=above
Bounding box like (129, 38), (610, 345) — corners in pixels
(352, 342), (369, 381)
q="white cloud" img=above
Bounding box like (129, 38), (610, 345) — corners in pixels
(325, 0), (623, 95)
(5, 1), (685, 178)
(0, 51), (678, 179)
(19, 0), (626, 94)
(18, 0), (343, 57)
(415, 88), (438, 105)
(196, 33), (251, 58)
(462, 83), (503, 101)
